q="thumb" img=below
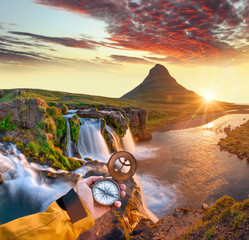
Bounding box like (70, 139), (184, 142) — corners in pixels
(85, 176), (103, 186)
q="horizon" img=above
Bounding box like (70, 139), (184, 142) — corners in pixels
(1, 0), (249, 104)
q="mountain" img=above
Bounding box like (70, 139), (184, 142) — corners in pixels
(122, 64), (200, 103)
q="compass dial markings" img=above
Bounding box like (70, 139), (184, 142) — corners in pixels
(93, 180), (120, 205)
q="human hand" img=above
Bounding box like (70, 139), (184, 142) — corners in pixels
(76, 176), (126, 220)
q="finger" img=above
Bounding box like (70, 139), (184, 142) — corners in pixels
(114, 201), (121, 208)
(120, 191), (126, 198)
(85, 176), (103, 186)
(119, 184), (126, 191)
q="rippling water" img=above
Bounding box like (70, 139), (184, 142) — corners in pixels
(136, 114), (249, 218)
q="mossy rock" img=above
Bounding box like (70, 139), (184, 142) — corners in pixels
(56, 117), (67, 138)
(45, 106), (62, 118)
(104, 115), (126, 138)
(0, 116), (17, 131)
(69, 115), (80, 143)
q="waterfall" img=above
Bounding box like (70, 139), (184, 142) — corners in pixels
(122, 127), (136, 154)
(0, 143), (72, 224)
(66, 121), (73, 158)
(77, 118), (110, 162)
(105, 125), (122, 151)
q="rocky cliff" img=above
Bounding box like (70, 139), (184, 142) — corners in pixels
(0, 98), (47, 128)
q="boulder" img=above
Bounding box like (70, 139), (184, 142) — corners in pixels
(131, 208), (203, 240)
(61, 95), (72, 101)
(0, 98), (47, 128)
(122, 107), (151, 142)
(13, 89), (26, 96)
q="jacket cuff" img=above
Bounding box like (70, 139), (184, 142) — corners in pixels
(56, 188), (88, 224)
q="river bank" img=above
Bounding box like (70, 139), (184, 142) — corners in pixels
(136, 113), (249, 218)
(153, 108), (249, 132)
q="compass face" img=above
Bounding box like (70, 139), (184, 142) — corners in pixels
(92, 179), (120, 206)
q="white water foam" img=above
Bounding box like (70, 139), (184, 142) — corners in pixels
(136, 174), (177, 218)
(78, 118), (110, 162)
(0, 144), (72, 224)
(122, 127), (136, 154)
(105, 125), (122, 151)
(66, 121), (73, 158)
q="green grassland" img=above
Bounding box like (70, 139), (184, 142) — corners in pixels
(0, 88), (246, 131)
(179, 196), (249, 239)
(219, 120), (249, 159)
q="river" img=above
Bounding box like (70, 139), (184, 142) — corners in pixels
(1, 113), (249, 224)
(135, 113), (249, 218)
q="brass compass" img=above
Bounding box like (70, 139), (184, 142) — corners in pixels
(92, 151), (137, 206)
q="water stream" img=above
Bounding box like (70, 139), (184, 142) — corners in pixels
(136, 114), (249, 217)
(66, 121), (73, 158)
(0, 144), (72, 224)
(1, 113), (249, 223)
(78, 118), (110, 162)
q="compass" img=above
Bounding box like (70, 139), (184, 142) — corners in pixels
(92, 151), (137, 206)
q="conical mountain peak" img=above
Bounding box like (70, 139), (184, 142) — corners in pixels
(143, 64), (174, 84)
(150, 64), (170, 75)
(122, 64), (199, 103)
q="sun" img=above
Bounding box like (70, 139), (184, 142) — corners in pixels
(204, 92), (214, 102)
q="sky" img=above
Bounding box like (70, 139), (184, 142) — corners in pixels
(0, 0), (249, 103)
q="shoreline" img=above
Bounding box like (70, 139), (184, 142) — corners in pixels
(152, 109), (249, 132)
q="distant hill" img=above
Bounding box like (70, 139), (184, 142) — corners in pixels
(122, 64), (200, 103)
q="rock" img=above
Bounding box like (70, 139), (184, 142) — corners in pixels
(0, 173), (3, 184)
(78, 109), (129, 137)
(131, 208), (203, 240)
(13, 89), (26, 96)
(201, 203), (209, 211)
(76, 105), (150, 141)
(0, 90), (4, 98)
(55, 103), (68, 115)
(224, 125), (231, 133)
(122, 107), (151, 142)
(38, 170), (81, 185)
(61, 95), (72, 101)
(0, 98), (47, 128)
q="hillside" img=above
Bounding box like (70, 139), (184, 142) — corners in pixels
(122, 64), (200, 103)
(0, 64), (246, 131)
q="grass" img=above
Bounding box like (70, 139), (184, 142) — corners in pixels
(0, 88), (247, 132)
(218, 120), (249, 159)
(179, 196), (249, 239)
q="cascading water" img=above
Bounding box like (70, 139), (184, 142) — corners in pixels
(0, 143), (72, 224)
(64, 110), (137, 160)
(77, 118), (110, 162)
(105, 125), (122, 151)
(66, 121), (73, 158)
(122, 127), (136, 154)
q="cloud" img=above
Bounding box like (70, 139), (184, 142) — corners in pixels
(110, 55), (152, 64)
(35, 0), (249, 63)
(9, 31), (98, 49)
(145, 56), (183, 64)
(0, 47), (117, 70)
(0, 47), (52, 63)
(0, 36), (50, 49)
(0, 48), (51, 69)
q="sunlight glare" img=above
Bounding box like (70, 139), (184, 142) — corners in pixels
(204, 92), (214, 102)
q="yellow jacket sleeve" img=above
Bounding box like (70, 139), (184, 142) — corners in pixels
(0, 191), (94, 240)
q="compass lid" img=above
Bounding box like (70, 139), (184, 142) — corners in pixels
(108, 151), (137, 181)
